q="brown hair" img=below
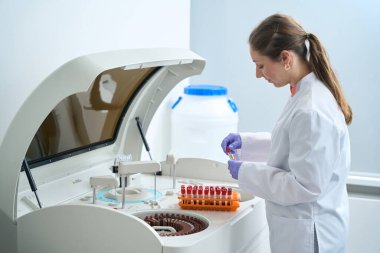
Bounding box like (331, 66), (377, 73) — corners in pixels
(249, 14), (352, 125)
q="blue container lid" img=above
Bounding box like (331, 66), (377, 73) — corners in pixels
(184, 84), (227, 96)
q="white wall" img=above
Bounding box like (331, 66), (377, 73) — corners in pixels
(347, 195), (380, 252)
(0, 1), (190, 252)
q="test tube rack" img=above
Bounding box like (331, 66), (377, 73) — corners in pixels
(178, 185), (240, 211)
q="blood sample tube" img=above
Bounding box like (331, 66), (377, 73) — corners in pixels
(210, 186), (215, 205)
(226, 146), (235, 160)
(187, 185), (192, 204)
(221, 187), (227, 206)
(198, 186), (203, 205)
(227, 187), (232, 206)
(204, 186), (209, 205)
(181, 185), (186, 204)
(215, 186), (221, 205)
(192, 186), (198, 205)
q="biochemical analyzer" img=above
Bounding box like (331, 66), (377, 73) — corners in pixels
(0, 48), (269, 253)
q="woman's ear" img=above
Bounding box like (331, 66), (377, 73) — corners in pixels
(281, 50), (292, 65)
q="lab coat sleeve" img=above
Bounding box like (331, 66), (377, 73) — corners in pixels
(238, 132), (271, 162)
(238, 110), (340, 205)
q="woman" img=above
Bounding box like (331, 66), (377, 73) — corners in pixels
(221, 14), (352, 253)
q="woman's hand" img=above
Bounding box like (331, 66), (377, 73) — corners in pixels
(227, 160), (242, 180)
(221, 133), (242, 154)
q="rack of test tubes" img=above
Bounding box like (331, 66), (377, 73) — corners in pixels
(178, 185), (240, 211)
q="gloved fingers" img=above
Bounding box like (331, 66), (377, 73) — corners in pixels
(228, 134), (242, 154)
(221, 133), (241, 154)
(221, 138), (230, 155)
(221, 133), (234, 154)
(228, 142), (240, 154)
(227, 160), (242, 180)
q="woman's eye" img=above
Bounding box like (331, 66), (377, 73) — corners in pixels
(257, 65), (264, 70)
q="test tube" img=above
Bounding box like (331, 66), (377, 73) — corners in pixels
(210, 186), (215, 205)
(198, 186), (203, 205)
(181, 185), (186, 204)
(204, 186), (210, 205)
(215, 186), (221, 205)
(192, 186), (198, 205)
(226, 146), (235, 160)
(227, 187), (232, 206)
(221, 186), (227, 206)
(187, 185), (192, 204)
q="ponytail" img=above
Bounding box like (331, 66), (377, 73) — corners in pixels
(307, 33), (352, 125)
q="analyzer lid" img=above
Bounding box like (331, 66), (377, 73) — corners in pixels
(0, 48), (205, 221)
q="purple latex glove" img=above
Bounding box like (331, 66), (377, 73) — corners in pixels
(228, 160), (242, 180)
(221, 133), (242, 155)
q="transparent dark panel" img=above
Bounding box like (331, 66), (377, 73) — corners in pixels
(26, 67), (158, 167)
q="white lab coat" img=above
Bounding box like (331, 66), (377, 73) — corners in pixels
(237, 73), (350, 253)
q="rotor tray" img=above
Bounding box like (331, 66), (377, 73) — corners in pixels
(134, 211), (209, 236)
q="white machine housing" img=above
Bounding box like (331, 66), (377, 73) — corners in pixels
(0, 48), (269, 253)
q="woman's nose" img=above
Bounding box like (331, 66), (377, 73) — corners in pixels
(256, 68), (263, 78)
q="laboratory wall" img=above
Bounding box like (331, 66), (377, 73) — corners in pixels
(0, 0), (190, 165)
(190, 1), (380, 252)
(0, 1), (190, 252)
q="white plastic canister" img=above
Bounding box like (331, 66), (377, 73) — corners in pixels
(170, 84), (238, 163)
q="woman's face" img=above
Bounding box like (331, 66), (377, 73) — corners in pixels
(250, 48), (290, 88)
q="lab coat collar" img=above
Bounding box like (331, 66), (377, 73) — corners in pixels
(291, 72), (315, 97)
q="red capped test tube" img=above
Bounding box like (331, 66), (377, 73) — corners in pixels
(181, 185), (186, 203)
(198, 186), (203, 205)
(204, 186), (210, 205)
(187, 185), (192, 204)
(215, 186), (221, 205)
(226, 146), (235, 160)
(227, 187), (232, 206)
(210, 186), (215, 205)
(192, 186), (198, 204)
(221, 186), (227, 206)
(186, 185), (192, 196)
